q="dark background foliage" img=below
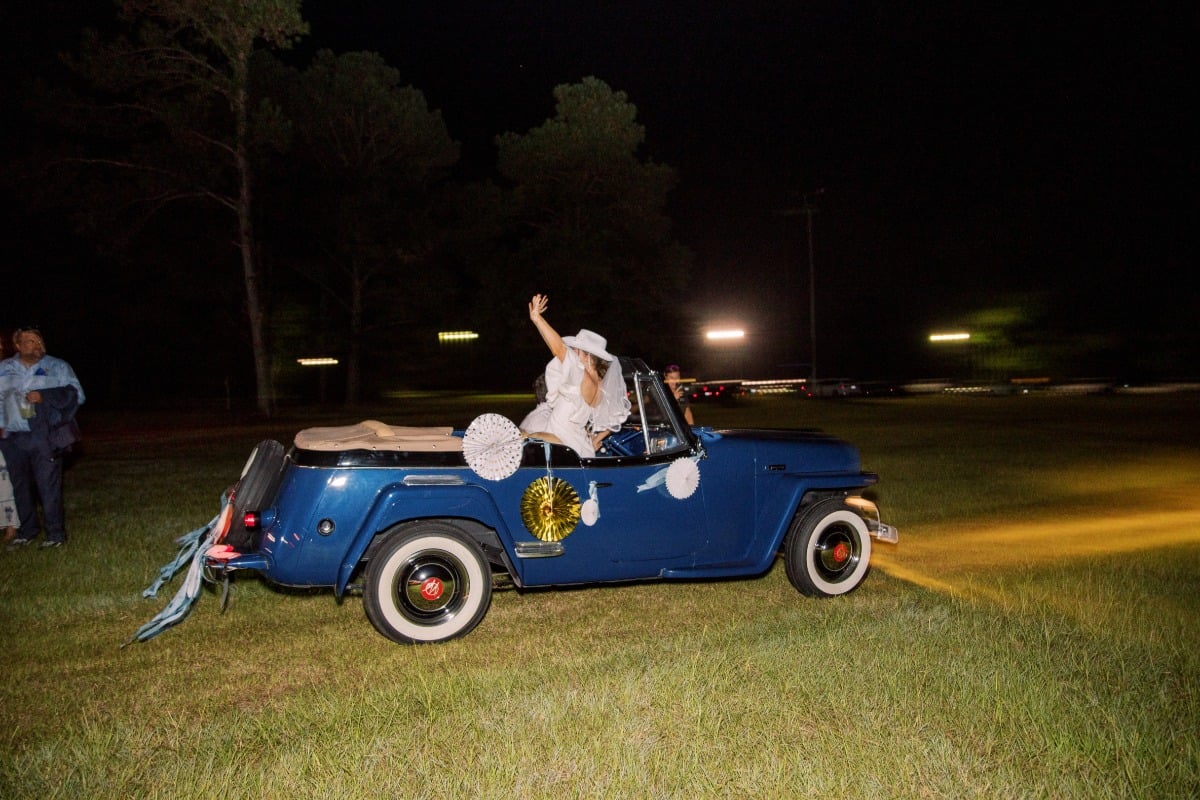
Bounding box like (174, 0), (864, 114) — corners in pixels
(0, 2), (1192, 408)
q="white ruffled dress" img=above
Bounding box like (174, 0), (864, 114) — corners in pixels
(520, 351), (630, 457)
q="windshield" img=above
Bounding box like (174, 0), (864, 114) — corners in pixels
(608, 360), (697, 458)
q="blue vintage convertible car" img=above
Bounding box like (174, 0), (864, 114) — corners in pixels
(205, 358), (896, 644)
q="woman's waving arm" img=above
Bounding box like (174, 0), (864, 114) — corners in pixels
(529, 294), (567, 362)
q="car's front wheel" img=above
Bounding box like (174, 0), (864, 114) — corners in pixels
(363, 522), (493, 644)
(784, 498), (872, 596)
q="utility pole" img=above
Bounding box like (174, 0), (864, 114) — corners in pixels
(783, 188), (825, 386)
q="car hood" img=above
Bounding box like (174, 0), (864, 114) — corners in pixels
(703, 427), (867, 477)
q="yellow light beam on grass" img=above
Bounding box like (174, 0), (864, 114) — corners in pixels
(871, 508), (1200, 601)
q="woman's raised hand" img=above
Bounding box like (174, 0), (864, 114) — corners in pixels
(529, 294), (549, 321)
(529, 293), (566, 360)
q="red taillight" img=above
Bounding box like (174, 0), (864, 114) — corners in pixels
(243, 511), (261, 532)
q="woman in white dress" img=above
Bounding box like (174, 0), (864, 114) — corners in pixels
(520, 294), (630, 457)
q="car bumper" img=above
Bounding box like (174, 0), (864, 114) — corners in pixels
(844, 496), (899, 543)
(205, 550), (271, 574)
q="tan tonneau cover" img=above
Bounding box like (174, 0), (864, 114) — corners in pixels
(293, 420), (463, 452)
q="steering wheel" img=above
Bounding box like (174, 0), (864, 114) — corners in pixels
(599, 428), (643, 456)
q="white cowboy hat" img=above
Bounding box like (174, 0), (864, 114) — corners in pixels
(561, 328), (613, 361)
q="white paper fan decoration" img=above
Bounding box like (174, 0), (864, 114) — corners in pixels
(463, 414), (524, 480)
(665, 457), (700, 499)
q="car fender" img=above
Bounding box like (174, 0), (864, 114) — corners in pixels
(757, 474), (880, 567)
(334, 481), (513, 596)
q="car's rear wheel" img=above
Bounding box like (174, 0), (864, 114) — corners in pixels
(784, 498), (872, 596)
(363, 522), (493, 644)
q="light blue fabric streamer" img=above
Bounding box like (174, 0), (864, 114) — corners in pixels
(636, 455), (702, 495)
(636, 465), (670, 493)
(124, 502), (224, 646)
(140, 516), (217, 599)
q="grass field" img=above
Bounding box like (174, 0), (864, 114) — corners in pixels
(2, 393), (1198, 798)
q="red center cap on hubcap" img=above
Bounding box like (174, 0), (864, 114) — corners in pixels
(420, 577), (444, 601)
(832, 542), (850, 563)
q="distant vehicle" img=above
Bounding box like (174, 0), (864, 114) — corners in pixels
(858, 381), (906, 397)
(202, 358), (896, 645)
(810, 378), (863, 398)
(687, 381), (743, 403)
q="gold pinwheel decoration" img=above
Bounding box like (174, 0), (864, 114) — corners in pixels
(520, 477), (581, 542)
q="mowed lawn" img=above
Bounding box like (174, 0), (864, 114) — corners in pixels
(2, 392), (1198, 799)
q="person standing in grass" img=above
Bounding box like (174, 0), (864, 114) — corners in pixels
(0, 334), (18, 543)
(663, 363), (695, 425)
(0, 326), (84, 550)
(0, 455), (16, 543)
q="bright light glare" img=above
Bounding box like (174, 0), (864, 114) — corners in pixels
(706, 329), (745, 340)
(929, 332), (970, 342)
(438, 330), (479, 342)
(297, 357), (339, 366)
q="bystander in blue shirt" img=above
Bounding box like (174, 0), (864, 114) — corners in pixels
(0, 353), (85, 435)
(0, 326), (85, 548)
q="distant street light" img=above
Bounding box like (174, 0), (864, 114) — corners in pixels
(438, 330), (479, 343)
(783, 188), (825, 385)
(929, 331), (973, 380)
(705, 328), (747, 376)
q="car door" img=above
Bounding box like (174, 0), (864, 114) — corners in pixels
(516, 369), (710, 585)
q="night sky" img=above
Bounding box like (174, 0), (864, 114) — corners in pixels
(1, 2), (1193, 389)
(302, 2), (1194, 376)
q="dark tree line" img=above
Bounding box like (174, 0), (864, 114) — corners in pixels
(3, 1), (690, 410)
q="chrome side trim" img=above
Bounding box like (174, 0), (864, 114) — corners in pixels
(402, 474), (466, 486)
(514, 541), (565, 558)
